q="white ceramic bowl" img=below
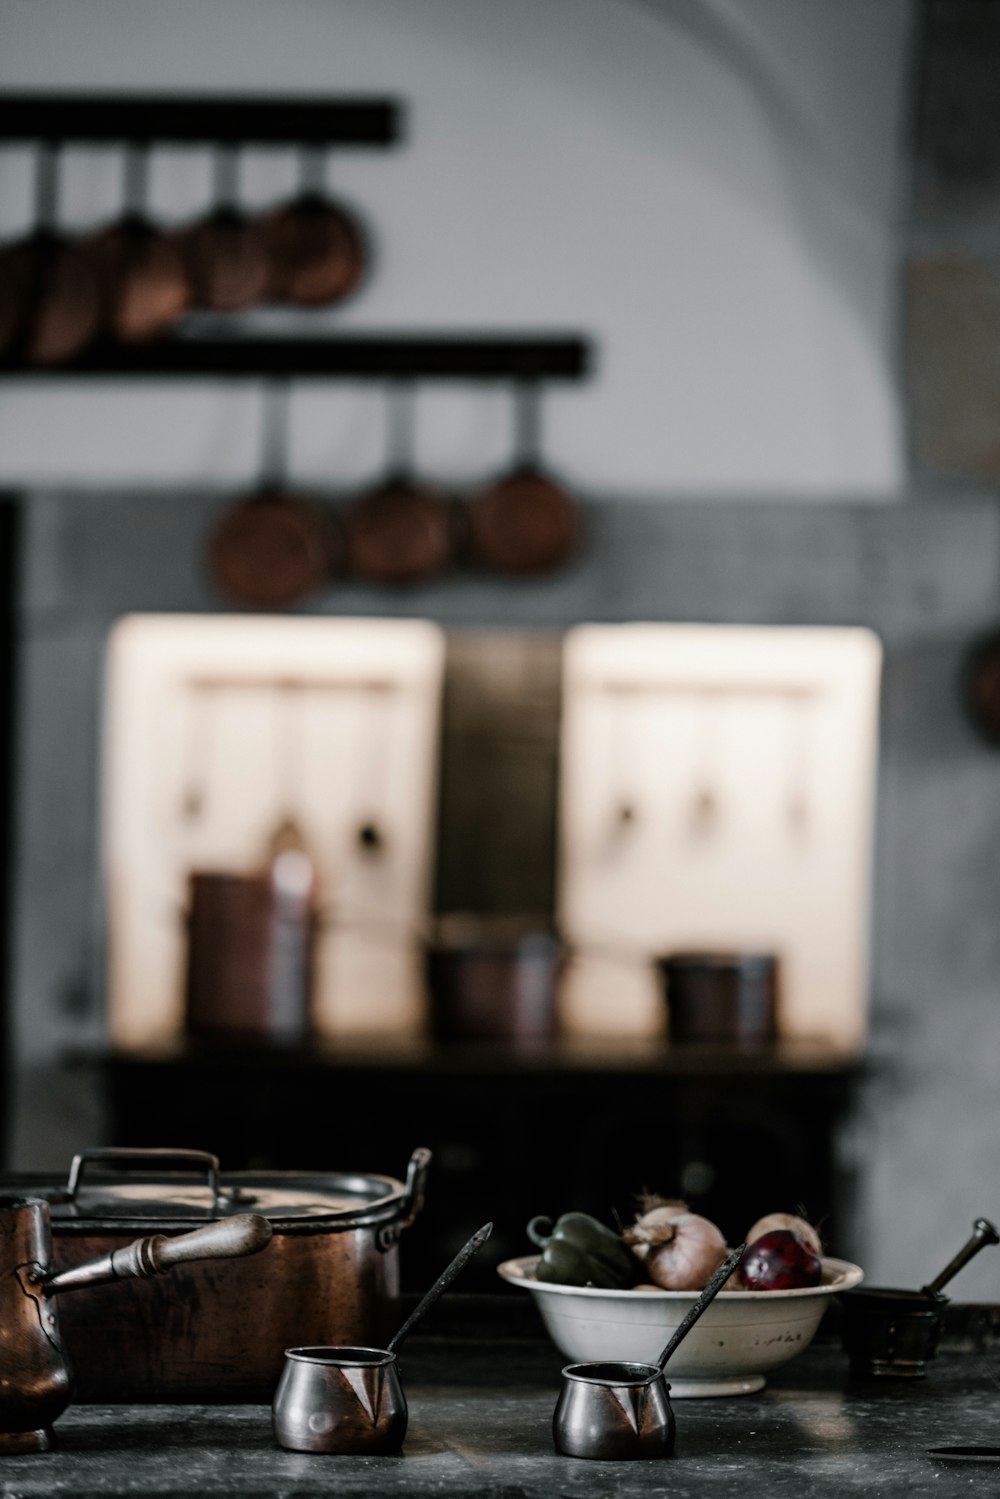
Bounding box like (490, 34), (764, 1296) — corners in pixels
(497, 1254), (863, 1397)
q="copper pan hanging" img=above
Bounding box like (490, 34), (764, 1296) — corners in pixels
(465, 380), (582, 577)
(81, 140), (191, 344)
(345, 381), (453, 586)
(259, 144), (368, 308)
(176, 143), (272, 314)
(0, 142), (103, 366)
(208, 379), (343, 609)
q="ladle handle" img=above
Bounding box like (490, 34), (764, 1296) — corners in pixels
(921, 1217), (1000, 1299)
(387, 1221), (493, 1354)
(656, 1242), (747, 1373)
(45, 1213), (272, 1295)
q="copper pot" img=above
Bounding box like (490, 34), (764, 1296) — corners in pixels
(208, 491), (340, 608)
(207, 380), (342, 608)
(260, 145), (367, 308)
(466, 465), (581, 576)
(177, 144), (272, 314)
(83, 143), (191, 345)
(5, 1146), (431, 1403)
(184, 869), (317, 1043)
(426, 915), (563, 1043)
(0, 145), (102, 366)
(345, 383), (452, 585)
(465, 382), (581, 576)
(657, 951), (779, 1045)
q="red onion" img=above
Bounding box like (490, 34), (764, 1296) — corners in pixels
(745, 1213), (821, 1257)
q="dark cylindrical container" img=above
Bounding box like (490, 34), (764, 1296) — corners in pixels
(426, 916), (561, 1043)
(840, 1287), (945, 1379)
(184, 869), (315, 1042)
(657, 952), (779, 1045)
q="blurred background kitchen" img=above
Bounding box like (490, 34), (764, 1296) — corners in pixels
(0, 0), (997, 1293)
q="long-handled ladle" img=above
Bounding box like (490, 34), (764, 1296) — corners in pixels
(387, 1221), (493, 1354)
(645, 1241), (747, 1382)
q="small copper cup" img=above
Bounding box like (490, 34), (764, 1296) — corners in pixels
(553, 1362), (675, 1461)
(272, 1346), (407, 1455)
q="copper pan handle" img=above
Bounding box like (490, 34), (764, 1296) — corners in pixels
(44, 1213), (272, 1295)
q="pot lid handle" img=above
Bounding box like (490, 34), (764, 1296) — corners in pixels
(64, 1147), (251, 1210)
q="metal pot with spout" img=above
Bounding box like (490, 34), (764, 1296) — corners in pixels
(0, 1193), (271, 1453)
(552, 1244), (744, 1461)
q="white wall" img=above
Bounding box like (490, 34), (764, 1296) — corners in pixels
(0, 0), (911, 495)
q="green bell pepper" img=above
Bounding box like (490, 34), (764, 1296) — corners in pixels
(527, 1211), (638, 1288)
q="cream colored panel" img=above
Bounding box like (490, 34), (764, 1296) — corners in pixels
(103, 615), (445, 1049)
(558, 625), (881, 1050)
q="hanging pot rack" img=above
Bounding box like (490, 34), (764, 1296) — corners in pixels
(0, 92), (593, 385)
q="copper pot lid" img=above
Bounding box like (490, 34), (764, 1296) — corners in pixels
(21, 1148), (429, 1232)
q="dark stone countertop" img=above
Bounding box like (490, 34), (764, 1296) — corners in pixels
(4, 1316), (1000, 1499)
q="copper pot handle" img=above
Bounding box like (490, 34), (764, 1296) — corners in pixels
(64, 1146), (227, 1207)
(44, 1213), (273, 1296)
(398, 1147), (432, 1232)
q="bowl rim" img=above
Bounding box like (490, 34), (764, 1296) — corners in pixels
(497, 1253), (863, 1300)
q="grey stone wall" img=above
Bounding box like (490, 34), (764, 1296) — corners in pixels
(11, 485), (1000, 1297)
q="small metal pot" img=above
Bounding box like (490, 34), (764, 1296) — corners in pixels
(553, 1362), (675, 1461)
(657, 951), (779, 1045)
(273, 1346), (407, 1455)
(840, 1217), (1000, 1379)
(426, 916), (562, 1043)
(841, 1288), (945, 1379)
(183, 868), (317, 1042)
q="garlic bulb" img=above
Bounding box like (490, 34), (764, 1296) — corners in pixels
(745, 1213), (821, 1257)
(641, 1213), (727, 1291)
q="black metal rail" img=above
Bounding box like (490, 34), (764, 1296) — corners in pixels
(0, 94), (400, 146)
(0, 95), (593, 384)
(0, 335), (592, 382)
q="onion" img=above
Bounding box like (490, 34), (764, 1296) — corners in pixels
(745, 1213), (821, 1257)
(621, 1197), (689, 1263)
(635, 1212), (727, 1291)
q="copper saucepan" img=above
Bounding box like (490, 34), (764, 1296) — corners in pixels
(1, 142), (103, 366)
(178, 142), (272, 314)
(345, 382), (453, 585)
(208, 379), (342, 608)
(82, 140), (191, 345)
(465, 380), (582, 577)
(260, 143), (368, 308)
